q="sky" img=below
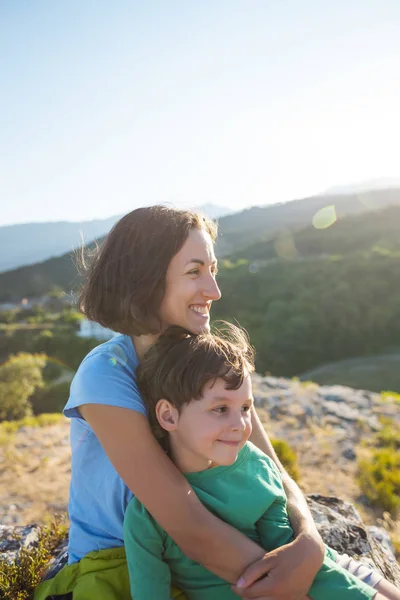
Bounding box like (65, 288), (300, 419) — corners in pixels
(1, 0), (400, 226)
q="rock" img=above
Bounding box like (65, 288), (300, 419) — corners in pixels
(251, 373), (399, 445)
(318, 386), (375, 410)
(322, 400), (362, 422)
(368, 526), (396, 556)
(307, 494), (400, 586)
(342, 445), (357, 461)
(0, 524), (40, 563)
(1, 496), (399, 588)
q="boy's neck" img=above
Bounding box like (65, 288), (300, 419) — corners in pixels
(168, 436), (214, 474)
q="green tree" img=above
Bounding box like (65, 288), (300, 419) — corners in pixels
(0, 352), (47, 421)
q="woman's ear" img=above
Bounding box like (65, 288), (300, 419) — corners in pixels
(155, 399), (179, 432)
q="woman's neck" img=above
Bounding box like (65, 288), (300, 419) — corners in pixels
(131, 333), (159, 361)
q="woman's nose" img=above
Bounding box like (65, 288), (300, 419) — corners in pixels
(203, 274), (221, 301)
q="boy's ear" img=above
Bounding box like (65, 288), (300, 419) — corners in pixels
(155, 399), (179, 432)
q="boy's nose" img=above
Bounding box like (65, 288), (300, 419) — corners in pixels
(230, 413), (247, 431)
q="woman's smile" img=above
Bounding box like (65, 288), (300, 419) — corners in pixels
(189, 303), (210, 318)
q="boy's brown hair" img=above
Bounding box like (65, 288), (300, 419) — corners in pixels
(137, 323), (255, 449)
(79, 205), (217, 336)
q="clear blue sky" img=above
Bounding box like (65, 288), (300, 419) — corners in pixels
(1, 0), (400, 225)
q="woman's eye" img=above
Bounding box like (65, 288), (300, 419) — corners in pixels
(187, 269), (200, 276)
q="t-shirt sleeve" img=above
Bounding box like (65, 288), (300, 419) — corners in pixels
(63, 349), (147, 419)
(256, 454), (295, 552)
(124, 497), (173, 600)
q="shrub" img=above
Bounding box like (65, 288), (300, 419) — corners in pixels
(376, 418), (400, 450)
(0, 515), (67, 600)
(380, 391), (400, 404)
(0, 353), (46, 421)
(31, 382), (71, 415)
(358, 446), (400, 516)
(271, 438), (300, 481)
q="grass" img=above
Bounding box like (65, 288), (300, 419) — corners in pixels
(358, 418), (400, 517)
(271, 438), (300, 481)
(380, 391), (400, 404)
(0, 413), (65, 445)
(0, 515), (67, 600)
(300, 353), (400, 393)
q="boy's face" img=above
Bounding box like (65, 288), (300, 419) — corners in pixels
(162, 374), (253, 473)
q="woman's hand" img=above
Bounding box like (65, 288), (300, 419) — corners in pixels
(231, 533), (323, 600)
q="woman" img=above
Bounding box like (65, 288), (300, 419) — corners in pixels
(35, 205), (325, 600)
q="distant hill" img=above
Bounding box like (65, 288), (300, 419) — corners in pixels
(2, 189), (400, 301)
(0, 216), (121, 274)
(0, 243), (96, 302)
(215, 187), (400, 256)
(0, 204), (233, 273)
(229, 204), (400, 263)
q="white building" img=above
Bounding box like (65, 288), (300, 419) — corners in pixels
(77, 319), (118, 341)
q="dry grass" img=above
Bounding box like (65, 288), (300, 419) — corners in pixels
(0, 410), (398, 559)
(256, 406), (400, 558)
(0, 419), (70, 525)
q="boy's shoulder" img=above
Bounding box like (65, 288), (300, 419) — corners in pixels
(242, 441), (283, 478)
(124, 495), (167, 541)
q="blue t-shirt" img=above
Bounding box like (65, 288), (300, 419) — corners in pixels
(63, 334), (146, 564)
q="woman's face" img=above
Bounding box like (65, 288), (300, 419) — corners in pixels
(158, 228), (221, 334)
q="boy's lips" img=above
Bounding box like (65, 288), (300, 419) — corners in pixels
(217, 440), (241, 446)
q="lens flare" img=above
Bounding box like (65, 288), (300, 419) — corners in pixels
(249, 263), (259, 273)
(108, 345), (128, 367)
(312, 205), (337, 230)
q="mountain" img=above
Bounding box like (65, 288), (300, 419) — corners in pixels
(0, 216), (121, 274)
(215, 187), (400, 256)
(229, 204), (400, 263)
(0, 204), (234, 273)
(1, 188), (400, 301)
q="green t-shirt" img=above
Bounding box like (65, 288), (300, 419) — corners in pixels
(123, 442), (375, 600)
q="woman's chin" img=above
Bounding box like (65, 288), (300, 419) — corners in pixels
(191, 322), (210, 334)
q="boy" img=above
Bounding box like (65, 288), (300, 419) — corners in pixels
(124, 324), (393, 600)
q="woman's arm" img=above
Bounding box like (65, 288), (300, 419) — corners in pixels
(231, 407), (324, 599)
(250, 408), (324, 545)
(79, 404), (265, 583)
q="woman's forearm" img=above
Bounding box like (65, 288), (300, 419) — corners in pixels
(249, 407), (324, 551)
(183, 501), (266, 582)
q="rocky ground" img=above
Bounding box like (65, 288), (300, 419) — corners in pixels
(0, 375), (399, 553)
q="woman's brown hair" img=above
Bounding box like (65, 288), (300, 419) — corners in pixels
(137, 323), (255, 450)
(79, 205), (217, 335)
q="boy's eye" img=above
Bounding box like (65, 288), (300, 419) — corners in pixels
(213, 406), (228, 414)
(242, 405), (251, 413)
